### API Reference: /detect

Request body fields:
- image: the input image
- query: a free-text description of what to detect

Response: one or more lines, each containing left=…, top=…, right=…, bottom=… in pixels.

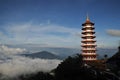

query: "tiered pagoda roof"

left=81, top=15, right=97, bottom=62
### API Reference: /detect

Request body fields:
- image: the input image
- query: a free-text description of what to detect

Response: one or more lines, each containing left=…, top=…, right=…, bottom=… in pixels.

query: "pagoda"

left=81, top=15, right=97, bottom=62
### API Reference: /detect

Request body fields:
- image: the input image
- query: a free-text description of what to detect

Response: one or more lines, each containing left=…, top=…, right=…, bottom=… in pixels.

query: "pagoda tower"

left=81, top=16, right=97, bottom=62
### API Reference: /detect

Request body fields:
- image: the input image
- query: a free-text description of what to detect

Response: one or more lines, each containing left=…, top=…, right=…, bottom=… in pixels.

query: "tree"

left=54, top=54, right=83, bottom=80
left=19, top=72, right=54, bottom=80
left=54, top=54, right=109, bottom=80
left=104, top=54, right=108, bottom=60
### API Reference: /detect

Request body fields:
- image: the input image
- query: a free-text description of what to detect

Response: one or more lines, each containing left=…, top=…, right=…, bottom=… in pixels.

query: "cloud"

left=7, top=23, right=78, bottom=36
left=106, top=29, right=120, bottom=37
left=74, top=32, right=81, bottom=37
left=0, top=45, right=27, bottom=55
left=0, top=45, right=61, bottom=78
left=0, top=56, right=61, bottom=78
left=1, top=22, right=80, bottom=48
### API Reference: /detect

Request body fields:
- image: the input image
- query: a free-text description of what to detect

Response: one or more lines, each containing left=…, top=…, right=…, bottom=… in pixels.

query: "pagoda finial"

left=86, top=13, right=90, bottom=21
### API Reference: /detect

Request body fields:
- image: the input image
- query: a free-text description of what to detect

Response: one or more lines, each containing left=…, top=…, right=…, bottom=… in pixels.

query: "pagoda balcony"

left=82, top=53, right=96, bottom=56
left=81, top=37, right=96, bottom=39
left=82, top=27, right=94, bottom=30
left=81, top=40, right=96, bottom=42
left=82, top=54, right=97, bottom=57
left=82, top=34, right=95, bottom=36
left=81, top=44, right=96, bottom=46
left=83, top=30, right=94, bottom=32
left=82, top=48, right=96, bottom=50
left=82, top=31, right=95, bottom=34
left=83, top=57, right=97, bottom=60
left=82, top=45, right=97, bottom=47
left=83, top=25, right=94, bottom=28
left=84, top=39, right=95, bottom=41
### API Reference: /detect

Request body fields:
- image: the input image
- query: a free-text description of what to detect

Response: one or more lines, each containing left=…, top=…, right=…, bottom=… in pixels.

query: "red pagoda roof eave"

left=82, top=55, right=97, bottom=57
left=81, top=41, right=96, bottom=42
left=81, top=45, right=97, bottom=47
left=82, top=54, right=97, bottom=55
left=82, top=27, right=95, bottom=30
left=81, top=50, right=97, bottom=51
left=82, top=32, right=95, bottom=34
left=81, top=36, right=96, bottom=38
left=82, top=22, right=94, bottom=26
left=82, top=50, right=97, bottom=52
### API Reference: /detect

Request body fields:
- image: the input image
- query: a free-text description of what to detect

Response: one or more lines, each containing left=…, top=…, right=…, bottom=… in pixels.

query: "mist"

left=0, top=45, right=61, bottom=78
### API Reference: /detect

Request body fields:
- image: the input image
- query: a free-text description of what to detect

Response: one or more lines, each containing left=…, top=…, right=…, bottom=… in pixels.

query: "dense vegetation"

left=54, top=54, right=108, bottom=80
left=19, top=72, right=54, bottom=80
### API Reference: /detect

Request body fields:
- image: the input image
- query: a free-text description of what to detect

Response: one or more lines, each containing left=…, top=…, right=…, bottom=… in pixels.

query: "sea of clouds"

left=0, top=45, right=61, bottom=78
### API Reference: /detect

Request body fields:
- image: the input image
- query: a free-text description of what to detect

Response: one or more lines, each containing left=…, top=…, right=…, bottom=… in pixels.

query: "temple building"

left=81, top=16, right=97, bottom=62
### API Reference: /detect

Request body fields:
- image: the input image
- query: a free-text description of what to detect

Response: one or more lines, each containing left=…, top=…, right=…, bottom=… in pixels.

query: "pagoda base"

left=83, top=60, right=107, bottom=70
left=83, top=60, right=97, bottom=65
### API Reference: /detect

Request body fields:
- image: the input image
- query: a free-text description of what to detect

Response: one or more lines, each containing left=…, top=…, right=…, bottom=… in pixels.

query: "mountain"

left=108, top=46, right=120, bottom=61
left=21, top=51, right=62, bottom=60
left=107, top=46, right=120, bottom=67
left=3, top=44, right=117, bottom=58
left=106, top=46, right=120, bottom=76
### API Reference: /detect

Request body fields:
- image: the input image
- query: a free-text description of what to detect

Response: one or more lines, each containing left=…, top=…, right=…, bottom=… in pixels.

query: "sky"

left=0, top=0, right=120, bottom=49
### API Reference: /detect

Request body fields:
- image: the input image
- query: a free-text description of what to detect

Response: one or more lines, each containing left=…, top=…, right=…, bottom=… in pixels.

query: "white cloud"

left=0, top=45, right=27, bottom=55
left=0, top=45, right=61, bottom=77
left=7, top=23, right=78, bottom=36
left=1, top=22, right=80, bottom=48
left=106, top=29, right=120, bottom=37
left=0, top=56, right=61, bottom=77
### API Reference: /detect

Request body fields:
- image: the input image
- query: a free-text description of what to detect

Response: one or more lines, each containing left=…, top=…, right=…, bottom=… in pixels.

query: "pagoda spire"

left=86, top=14, right=90, bottom=21
left=82, top=15, right=94, bottom=26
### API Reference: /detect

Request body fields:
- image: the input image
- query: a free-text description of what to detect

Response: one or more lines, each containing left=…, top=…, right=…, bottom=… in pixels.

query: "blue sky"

left=0, top=0, right=120, bottom=48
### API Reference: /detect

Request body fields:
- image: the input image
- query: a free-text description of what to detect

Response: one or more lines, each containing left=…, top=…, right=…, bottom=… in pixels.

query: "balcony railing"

left=85, top=39, right=94, bottom=41
left=82, top=39, right=96, bottom=42
left=82, top=27, right=95, bottom=30
left=83, top=57, right=97, bottom=60
left=82, top=53, right=96, bottom=55
left=82, top=30, right=94, bottom=32
left=82, top=44, right=96, bottom=46
left=82, top=48, right=96, bottom=50
left=82, top=34, right=95, bottom=36
left=83, top=25, right=94, bottom=28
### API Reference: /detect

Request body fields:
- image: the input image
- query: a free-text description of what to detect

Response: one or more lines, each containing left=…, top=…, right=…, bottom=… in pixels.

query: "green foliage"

left=54, top=54, right=84, bottom=80
left=54, top=54, right=111, bottom=80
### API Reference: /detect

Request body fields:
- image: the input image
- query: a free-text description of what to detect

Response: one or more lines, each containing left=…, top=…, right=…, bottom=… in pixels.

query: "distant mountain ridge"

left=107, top=46, right=120, bottom=66
left=2, top=44, right=117, bottom=59
left=21, top=51, right=62, bottom=60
